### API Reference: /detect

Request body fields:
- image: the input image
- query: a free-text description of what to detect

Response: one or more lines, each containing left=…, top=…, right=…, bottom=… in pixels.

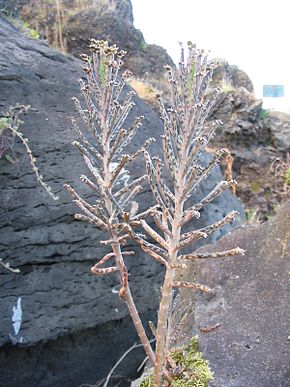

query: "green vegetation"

left=284, top=167, right=290, bottom=186
left=140, top=41, right=148, bottom=51
left=250, top=180, right=261, bottom=193
left=6, top=15, right=40, bottom=39
left=0, top=117, right=11, bottom=134
left=98, top=57, right=107, bottom=85
left=259, top=108, right=269, bottom=119
left=221, top=82, right=235, bottom=93
left=245, top=208, right=260, bottom=224
left=140, top=337, right=214, bottom=387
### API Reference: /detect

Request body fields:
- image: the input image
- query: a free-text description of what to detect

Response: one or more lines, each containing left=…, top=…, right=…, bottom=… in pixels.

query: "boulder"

left=207, top=86, right=290, bottom=219
left=62, top=8, right=174, bottom=79
left=212, top=59, right=254, bottom=93
left=192, top=200, right=290, bottom=386
left=265, top=110, right=290, bottom=152
left=0, top=16, right=244, bottom=386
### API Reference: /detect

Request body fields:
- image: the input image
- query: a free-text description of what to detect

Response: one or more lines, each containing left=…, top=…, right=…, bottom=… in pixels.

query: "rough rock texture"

left=212, top=59, right=254, bottom=93
left=207, top=87, right=290, bottom=218
left=0, top=17, right=244, bottom=386
left=62, top=8, right=174, bottom=79
left=0, top=0, right=133, bottom=24
left=0, top=0, right=174, bottom=80
left=209, top=87, right=290, bottom=151
left=0, top=312, right=155, bottom=387
left=192, top=200, right=290, bottom=387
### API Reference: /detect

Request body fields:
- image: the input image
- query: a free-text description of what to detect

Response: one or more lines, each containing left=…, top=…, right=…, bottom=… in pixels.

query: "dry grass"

left=129, top=78, right=158, bottom=105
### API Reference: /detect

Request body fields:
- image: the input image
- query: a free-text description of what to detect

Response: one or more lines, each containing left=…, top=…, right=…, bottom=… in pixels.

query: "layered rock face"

left=207, top=87, right=290, bottom=218
left=0, top=16, right=244, bottom=387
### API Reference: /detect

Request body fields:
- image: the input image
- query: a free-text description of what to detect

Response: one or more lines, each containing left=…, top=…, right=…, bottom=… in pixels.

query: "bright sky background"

left=131, top=0, right=290, bottom=98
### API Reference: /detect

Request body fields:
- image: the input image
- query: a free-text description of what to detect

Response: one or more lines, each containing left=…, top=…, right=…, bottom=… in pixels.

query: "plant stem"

left=55, top=0, right=64, bottom=51
left=154, top=166, right=186, bottom=386
left=154, top=203, right=183, bottom=386
left=111, top=241, right=156, bottom=365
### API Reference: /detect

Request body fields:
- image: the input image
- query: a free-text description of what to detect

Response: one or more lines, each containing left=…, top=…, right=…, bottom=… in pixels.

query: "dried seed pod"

left=180, top=247, right=245, bottom=261
left=171, top=281, right=214, bottom=293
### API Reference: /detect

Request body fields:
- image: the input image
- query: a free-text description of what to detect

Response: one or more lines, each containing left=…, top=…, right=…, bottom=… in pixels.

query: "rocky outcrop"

left=212, top=59, right=254, bottom=93
left=0, top=0, right=133, bottom=23
left=207, top=87, right=290, bottom=218
left=0, top=16, right=244, bottom=386
left=62, top=4, right=174, bottom=79
left=0, top=0, right=174, bottom=80
left=209, top=87, right=290, bottom=151
left=192, top=199, right=290, bottom=387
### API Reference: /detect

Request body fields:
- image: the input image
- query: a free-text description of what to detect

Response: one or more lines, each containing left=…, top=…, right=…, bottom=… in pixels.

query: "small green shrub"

left=245, top=208, right=261, bottom=224
left=250, top=180, right=261, bottom=194
left=140, top=337, right=213, bottom=387
left=5, top=15, right=40, bottom=39
left=221, top=83, right=235, bottom=93
left=259, top=109, right=269, bottom=119
left=140, top=41, right=148, bottom=51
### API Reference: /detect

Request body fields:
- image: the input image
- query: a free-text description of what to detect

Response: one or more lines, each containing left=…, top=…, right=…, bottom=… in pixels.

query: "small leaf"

left=5, top=154, right=16, bottom=163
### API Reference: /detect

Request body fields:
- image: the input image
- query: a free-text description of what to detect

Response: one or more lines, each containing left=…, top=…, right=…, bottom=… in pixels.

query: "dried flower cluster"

left=66, top=40, right=244, bottom=386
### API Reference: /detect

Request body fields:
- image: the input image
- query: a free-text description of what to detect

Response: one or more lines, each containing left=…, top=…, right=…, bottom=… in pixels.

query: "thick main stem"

left=111, top=241, right=156, bottom=364
left=154, top=150, right=187, bottom=386
left=154, top=201, right=183, bottom=386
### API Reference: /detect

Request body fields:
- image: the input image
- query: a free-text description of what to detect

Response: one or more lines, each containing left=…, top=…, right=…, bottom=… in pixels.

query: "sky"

left=131, top=0, right=290, bottom=98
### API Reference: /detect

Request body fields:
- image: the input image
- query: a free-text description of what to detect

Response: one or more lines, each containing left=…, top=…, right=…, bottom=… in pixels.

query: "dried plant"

left=65, top=39, right=156, bottom=363
left=269, top=153, right=290, bottom=203
left=0, top=104, right=59, bottom=273
left=0, top=104, right=59, bottom=201
left=128, top=43, right=245, bottom=386
left=66, top=40, right=244, bottom=386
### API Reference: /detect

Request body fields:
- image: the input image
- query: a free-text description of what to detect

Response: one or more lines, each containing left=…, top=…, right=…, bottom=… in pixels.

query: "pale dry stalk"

left=65, top=40, right=156, bottom=364
left=55, top=0, right=65, bottom=51
left=65, top=39, right=244, bottom=387
left=131, top=43, right=245, bottom=386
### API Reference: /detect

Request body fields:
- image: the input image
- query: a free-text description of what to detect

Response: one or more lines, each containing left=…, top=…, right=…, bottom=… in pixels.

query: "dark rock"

left=207, top=86, right=290, bottom=219
left=0, top=312, right=154, bottom=387
left=0, top=0, right=174, bottom=80
left=212, top=59, right=254, bottom=93
left=209, top=87, right=290, bottom=152
left=208, top=87, right=267, bottom=147
left=63, top=11, right=144, bottom=59
left=63, top=9, right=174, bottom=79
left=192, top=200, right=290, bottom=387
left=265, top=110, right=290, bottom=152
left=0, top=15, right=244, bottom=386
left=0, top=0, right=134, bottom=24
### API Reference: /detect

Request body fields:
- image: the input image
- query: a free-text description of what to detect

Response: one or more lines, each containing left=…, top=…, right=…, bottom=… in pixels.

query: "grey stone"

left=266, top=110, right=290, bottom=152
left=192, top=200, right=290, bottom=387
left=212, top=59, right=254, bottom=93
